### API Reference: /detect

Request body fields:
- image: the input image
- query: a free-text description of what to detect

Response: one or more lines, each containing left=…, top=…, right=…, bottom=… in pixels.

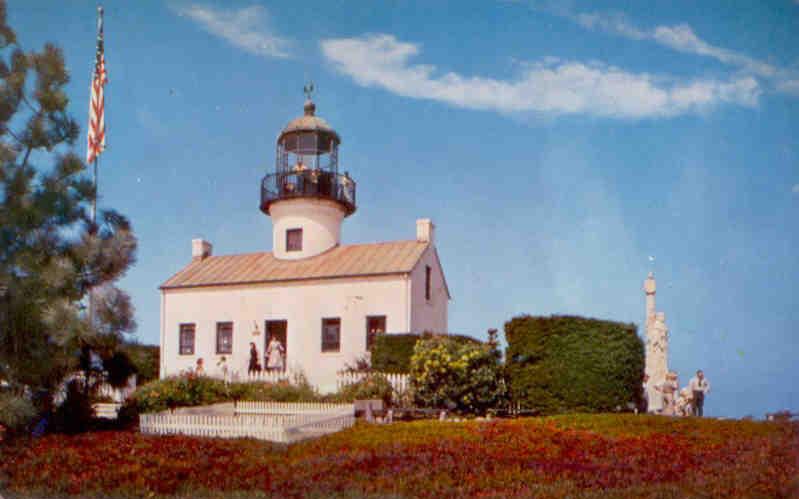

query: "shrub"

left=505, top=315, right=645, bottom=416
left=128, top=373, right=323, bottom=415
left=120, top=342, right=159, bottom=384
left=51, top=380, right=94, bottom=434
left=410, top=336, right=506, bottom=414
left=129, top=375, right=228, bottom=414
left=336, top=373, right=394, bottom=407
left=103, top=351, right=137, bottom=388
left=0, top=392, right=37, bottom=434
left=372, top=332, right=481, bottom=374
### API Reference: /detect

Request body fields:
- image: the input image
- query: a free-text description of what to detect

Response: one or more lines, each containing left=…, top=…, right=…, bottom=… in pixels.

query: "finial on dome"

left=303, top=81, right=315, bottom=116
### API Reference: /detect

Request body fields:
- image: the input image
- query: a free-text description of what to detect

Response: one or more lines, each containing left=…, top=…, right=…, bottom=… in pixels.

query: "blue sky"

left=9, top=1, right=799, bottom=418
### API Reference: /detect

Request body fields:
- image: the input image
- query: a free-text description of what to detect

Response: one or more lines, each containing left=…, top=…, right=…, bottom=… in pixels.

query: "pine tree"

left=0, top=1, right=137, bottom=407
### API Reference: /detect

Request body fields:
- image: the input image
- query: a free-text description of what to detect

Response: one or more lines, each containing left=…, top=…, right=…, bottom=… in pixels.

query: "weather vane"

left=303, top=81, right=315, bottom=101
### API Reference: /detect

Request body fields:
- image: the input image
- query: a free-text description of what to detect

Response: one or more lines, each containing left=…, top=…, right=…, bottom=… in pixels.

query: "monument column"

left=644, top=272, right=668, bottom=413
left=644, top=272, right=656, bottom=325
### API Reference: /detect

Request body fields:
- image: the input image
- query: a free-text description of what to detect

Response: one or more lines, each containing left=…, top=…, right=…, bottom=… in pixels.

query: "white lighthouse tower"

left=260, top=87, right=356, bottom=259
left=644, top=272, right=669, bottom=412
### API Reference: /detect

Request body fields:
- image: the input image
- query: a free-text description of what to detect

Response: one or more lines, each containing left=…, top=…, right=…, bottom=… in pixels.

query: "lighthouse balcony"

left=260, top=171, right=356, bottom=215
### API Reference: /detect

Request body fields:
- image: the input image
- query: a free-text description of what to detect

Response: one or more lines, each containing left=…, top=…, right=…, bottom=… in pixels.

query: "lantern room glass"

left=277, top=131, right=339, bottom=175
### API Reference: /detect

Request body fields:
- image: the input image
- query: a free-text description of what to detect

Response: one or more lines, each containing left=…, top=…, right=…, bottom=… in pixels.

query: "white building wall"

left=161, top=275, right=409, bottom=392
left=409, top=246, right=449, bottom=334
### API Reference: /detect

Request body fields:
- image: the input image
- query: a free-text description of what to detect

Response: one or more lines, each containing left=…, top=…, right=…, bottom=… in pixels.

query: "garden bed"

left=0, top=414, right=797, bottom=498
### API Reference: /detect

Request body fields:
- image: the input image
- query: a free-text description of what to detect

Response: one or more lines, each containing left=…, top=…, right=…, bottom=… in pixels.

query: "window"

left=216, top=322, right=233, bottom=354
left=321, top=318, right=341, bottom=353
left=366, top=316, right=386, bottom=350
left=286, top=228, right=303, bottom=252
left=425, top=265, right=432, bottom=301
left=179, top=324, right=195, bottom=355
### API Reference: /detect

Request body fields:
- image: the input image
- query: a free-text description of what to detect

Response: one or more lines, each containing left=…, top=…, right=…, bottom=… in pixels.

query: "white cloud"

left=557, top=8, right=799, bottom=93
left=792, top=184, right=799, bottom=194
left=777, top=79, right=799, bottom=96
left=321, top=34, right=760, bottom=119
left=171, top=4, right=291, bottom=59
left=567, top=10, right=776, bottom=77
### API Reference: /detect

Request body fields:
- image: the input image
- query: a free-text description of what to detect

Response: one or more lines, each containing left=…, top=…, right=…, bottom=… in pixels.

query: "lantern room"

left=260, top=93, right=356, bottom=217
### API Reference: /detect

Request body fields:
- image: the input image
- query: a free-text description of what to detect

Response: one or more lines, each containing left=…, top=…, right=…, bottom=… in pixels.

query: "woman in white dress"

left=658, top=372, right=679, bottom=416
left=266, top=336, right=285, bottom=371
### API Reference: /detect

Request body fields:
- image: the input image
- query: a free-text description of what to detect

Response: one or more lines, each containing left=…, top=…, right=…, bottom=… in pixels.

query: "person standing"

left=248, top=342, right=261, bottom=376
left=689, top=370, right=710, bottom=417
left=217, top=356, right=229, bottom=383
left=266, top=336, right=285, bottom=371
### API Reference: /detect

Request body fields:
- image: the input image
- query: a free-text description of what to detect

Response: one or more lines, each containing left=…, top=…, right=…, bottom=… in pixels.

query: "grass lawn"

left=0, top=414, right=797, bottom=498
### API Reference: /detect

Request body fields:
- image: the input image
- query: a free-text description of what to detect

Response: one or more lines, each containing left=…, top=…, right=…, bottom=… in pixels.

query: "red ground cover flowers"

left=0, top=415, right=797, bottom=498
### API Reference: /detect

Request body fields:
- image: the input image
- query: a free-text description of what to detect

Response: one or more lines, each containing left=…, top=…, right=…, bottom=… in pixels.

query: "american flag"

left=86, top=6, right=107, bottom=164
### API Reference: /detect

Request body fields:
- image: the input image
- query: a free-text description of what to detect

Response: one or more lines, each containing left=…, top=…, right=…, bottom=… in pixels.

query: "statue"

left=644, top=273, right=669, bottom=413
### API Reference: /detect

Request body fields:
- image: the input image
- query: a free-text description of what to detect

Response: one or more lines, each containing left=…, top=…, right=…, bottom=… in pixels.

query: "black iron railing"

left=260, top=170, right=356, bottom=215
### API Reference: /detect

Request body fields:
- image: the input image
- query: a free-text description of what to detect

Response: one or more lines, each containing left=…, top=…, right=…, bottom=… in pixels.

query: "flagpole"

left=88, top=5, right=103, bottom=330
left=92, top=157, right=98, bottom=226
left=89, top=156, right=97, bottom=329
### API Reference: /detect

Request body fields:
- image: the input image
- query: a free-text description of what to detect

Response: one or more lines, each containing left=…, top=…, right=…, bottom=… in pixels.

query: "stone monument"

left=644, top=272, right=669, bottom=413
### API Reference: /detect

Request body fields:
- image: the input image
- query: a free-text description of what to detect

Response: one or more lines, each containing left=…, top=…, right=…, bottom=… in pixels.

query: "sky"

left=9, top=0, right=799, bottom=418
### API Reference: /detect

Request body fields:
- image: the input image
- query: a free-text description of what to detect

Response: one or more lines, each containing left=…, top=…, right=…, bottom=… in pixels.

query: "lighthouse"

left=159, top=89, right=449, bottom=392
left=260, top=86, right=356, bottom=260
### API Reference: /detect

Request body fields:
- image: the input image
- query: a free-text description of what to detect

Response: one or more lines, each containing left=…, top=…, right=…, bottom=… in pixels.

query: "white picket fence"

left=235, top=401, right=354, bottom=415
left=240, top=369, right=295, bottom=384
left=139, top=402, right=355, bottom=443
left=285, top=412, right=356, bottom=440
left=336, top=372, right=410, bottom=395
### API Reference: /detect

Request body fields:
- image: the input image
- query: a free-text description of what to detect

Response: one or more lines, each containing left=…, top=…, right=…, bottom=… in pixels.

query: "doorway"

left=265, top=320, right=287, bottom=371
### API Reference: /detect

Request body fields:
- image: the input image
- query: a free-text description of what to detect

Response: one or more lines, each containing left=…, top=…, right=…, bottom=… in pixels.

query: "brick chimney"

left=416, top=218, right=434, bottom=244
left=192, top=238, right=212, bottom=261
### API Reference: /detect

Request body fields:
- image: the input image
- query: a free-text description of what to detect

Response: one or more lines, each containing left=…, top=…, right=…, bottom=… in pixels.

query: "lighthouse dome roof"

left=279, top=99, right=340, bottom=142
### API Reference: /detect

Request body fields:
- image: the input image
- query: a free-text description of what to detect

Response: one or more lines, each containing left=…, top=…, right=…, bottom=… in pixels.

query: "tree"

left=0, top=1, right=137, bottom=411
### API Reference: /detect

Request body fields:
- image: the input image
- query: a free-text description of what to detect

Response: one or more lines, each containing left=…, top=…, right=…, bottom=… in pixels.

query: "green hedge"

left=371, top=334, right=420, bottom=373
left=505, top=315, right=644, bottom=416
left=371, top=333, right=481, bottom=373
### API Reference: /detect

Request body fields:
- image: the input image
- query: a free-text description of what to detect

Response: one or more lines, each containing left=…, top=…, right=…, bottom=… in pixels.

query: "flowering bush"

left=0, top=415, right=796, bottom=498
left=410, top=335, right=506, bottom=414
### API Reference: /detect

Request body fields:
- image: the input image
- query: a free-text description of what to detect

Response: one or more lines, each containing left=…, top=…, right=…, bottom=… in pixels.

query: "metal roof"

left=160, top=240, right=430, bottom=290
left=279, top=100, right=340, bottom=141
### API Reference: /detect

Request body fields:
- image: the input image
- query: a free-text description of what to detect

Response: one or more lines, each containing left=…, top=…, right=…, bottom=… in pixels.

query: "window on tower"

left=286, top=228, right=303, bottom=252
